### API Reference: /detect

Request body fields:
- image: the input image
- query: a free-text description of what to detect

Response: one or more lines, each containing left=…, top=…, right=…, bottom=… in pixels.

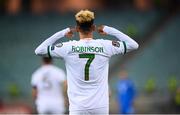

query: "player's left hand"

left=65, top=28, right=76, bottom=38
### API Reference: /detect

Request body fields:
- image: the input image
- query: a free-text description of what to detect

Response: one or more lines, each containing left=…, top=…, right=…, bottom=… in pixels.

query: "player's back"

left=31, top=65, right=65, bottom=102
left=62, top=39, right=123, bottom=110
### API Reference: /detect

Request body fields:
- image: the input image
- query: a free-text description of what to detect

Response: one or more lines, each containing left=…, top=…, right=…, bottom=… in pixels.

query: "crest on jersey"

left=55, top=43, right=63, bottom=48
left=112, top=40, right=120, bottom=47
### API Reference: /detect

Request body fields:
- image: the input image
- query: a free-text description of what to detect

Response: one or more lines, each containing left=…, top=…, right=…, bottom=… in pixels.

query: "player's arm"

left=35, top=28, right=71, bottom=56
left=32, top=86, right=37, bottom=101
left=63, top=80, right=69, bottom=108
left=98, top=25, right=139, bottom=53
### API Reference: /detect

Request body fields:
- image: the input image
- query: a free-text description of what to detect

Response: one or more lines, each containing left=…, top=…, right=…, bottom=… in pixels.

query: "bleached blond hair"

left=75, top=10, right=95, bottom=23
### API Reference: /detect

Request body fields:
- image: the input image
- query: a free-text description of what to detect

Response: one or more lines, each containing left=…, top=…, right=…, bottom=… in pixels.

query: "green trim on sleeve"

left=47, top=46, right=51, bottom=58
left=122, top=41, right=127, bottom=54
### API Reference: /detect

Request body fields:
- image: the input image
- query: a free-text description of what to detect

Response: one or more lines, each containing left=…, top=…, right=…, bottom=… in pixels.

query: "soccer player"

left=31, top=57, right=67, bottom=114
left=34, top=10, right=139, bottom=114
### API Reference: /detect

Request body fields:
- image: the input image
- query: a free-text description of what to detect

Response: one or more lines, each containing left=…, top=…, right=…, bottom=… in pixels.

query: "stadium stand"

left=124, top=13, right=180, bottom=90
left=109, top=11, right=180, bottom=113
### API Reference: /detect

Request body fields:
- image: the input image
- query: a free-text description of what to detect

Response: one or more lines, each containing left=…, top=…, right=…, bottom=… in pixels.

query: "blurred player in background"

left=116, top=70, right=136, bottom=114
left=31, top=57, right=67, bottom=114
left=34, top=10, right=139, bottom=114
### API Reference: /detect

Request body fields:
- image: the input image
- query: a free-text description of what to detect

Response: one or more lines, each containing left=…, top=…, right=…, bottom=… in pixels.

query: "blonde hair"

left=75, top=10, right=95, bottom=23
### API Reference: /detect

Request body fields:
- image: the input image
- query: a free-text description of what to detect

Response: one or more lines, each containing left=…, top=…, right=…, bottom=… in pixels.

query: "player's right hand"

left=65, top=28, right=76, bottom=38
left=97, top=25, right=107, bottom=35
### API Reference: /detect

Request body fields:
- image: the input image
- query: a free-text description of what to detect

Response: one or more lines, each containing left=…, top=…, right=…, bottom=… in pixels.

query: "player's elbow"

left=35, top=48, right=40, bottom=55
left=133, top=42, right=139, bottom=50
left=35, top=47, right=43, bottom=55
left=35, top=47, right=48, bottom=56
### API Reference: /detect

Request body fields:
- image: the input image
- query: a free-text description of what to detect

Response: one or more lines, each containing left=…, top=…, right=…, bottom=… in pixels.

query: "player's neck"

left=79, top=32, right=93, bottom=40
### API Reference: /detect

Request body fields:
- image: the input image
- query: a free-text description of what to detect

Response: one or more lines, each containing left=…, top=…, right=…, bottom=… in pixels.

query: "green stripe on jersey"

left=47, top=46, right=51, bottom=58
left=122, top=41, right=127, bottom=54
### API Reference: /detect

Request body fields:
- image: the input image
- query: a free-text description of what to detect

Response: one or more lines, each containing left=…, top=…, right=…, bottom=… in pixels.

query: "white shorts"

left=36, top=102, right=65, bottom=114
left=69, top=107, right=109, bottom=115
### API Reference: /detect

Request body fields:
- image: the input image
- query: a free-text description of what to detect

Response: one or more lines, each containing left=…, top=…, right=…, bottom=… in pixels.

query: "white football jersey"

left=31, top=65, right=66, bottom=109
left=48, top=39, right=126, bottom=111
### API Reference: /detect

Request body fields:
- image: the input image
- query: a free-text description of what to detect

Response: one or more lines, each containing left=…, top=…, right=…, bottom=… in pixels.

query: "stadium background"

left=0, top=0, right=180, bottom=113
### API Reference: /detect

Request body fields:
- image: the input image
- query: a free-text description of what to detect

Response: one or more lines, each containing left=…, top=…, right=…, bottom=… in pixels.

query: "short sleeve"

left=103, top=40, right=126, bottom=56
left=31, top=73, right=38, bottom=87
left=48, top=42, right=70, bottom=58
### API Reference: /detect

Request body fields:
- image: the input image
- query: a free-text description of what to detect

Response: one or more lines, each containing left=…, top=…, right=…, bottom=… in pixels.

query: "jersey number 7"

left=79, top=54, right=95, bottom=81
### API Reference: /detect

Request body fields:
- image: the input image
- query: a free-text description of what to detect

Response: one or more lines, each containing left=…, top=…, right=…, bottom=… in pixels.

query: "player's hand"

left=97, top=25, right=107, bottom=35
left=65, top=28, right=76, bottom=38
